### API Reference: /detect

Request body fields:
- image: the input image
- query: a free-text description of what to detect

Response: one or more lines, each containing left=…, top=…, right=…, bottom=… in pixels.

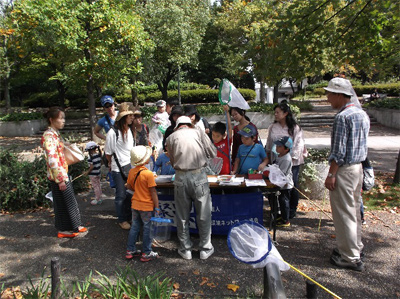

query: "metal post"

left=263, top=263, right=286, bottom=299
left=51, top=257, right=61, bottom=299
left=306, top=280, right=318, bottom=298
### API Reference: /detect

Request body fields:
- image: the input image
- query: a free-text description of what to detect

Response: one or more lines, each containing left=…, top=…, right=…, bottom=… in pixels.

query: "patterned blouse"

left=41, top=127, right=69, bottom=183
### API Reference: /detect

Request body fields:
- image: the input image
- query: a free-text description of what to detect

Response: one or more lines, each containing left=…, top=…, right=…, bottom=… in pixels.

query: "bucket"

left=151, top=216, right=173, bottom=242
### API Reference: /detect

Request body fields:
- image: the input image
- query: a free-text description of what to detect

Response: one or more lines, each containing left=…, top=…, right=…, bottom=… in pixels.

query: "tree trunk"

left=56, top=80, right=66, bottom=107
left=87, top=77, right=96, bottom=141
left=394, top=149, right=400, bottom=183
left=129, top=77, right=139, bottom=108
left=273, top=83, right=279, bottom=104
left=3, top=76, right=11, bottom=111
left=259, top=77, right=266, bottom=103
left=158, top=81, right=168, bottom=101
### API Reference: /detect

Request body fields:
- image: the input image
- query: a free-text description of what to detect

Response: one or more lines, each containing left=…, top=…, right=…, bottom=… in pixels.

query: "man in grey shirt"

left=166, top=116, right=217, bottom=260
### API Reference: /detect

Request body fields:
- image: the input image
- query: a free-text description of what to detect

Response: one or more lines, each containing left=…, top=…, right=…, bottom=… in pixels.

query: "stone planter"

left=366, top=107, right=400, bottom=130
left=298, top=162, right=330, bottom=200
left=0, top=119, right=46, bottom=137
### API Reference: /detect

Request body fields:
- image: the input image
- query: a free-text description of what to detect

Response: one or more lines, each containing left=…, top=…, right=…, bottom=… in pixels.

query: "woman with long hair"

left=41, top=107, right=86, bottom=238
left=230, top=107, right=259, bottom=167
left=265, top=101, right=306, bottom=219
left=105, top=102, right=135, bottom=230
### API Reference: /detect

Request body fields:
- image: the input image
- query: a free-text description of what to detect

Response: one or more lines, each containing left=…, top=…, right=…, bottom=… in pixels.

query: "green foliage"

left=23, top=91, right=60, bottom=108
left=353, top=82, right=400, bottom=97
left=0, top=112, right=42, bottom=122
left=142, top=88, right=256, bottom=105
left=300, top=148, right=330, bottom=183
left=365, top=98, right=400, bottom=110
left=18, top=266, right=173, bottom=299
left=0, top=148, right=88, bottom=212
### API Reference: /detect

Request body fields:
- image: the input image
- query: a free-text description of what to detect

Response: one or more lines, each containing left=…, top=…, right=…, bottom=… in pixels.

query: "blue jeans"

left=289, top=165, right=300, bottom=218
left=127, top=209, right=154, bottom=254
left=112, top=166, right=131, bottom=223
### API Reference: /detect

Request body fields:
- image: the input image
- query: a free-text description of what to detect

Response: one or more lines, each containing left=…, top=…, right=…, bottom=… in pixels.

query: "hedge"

left=313, top=82, right=400, bottom=97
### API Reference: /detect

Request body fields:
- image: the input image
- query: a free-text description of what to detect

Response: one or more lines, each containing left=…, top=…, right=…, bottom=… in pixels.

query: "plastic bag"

left=149, top=127, right=164, bottom=156
left=268, top=164, right=289, bottom=188
left=227, top=220, right=289, bottom=271
left=362, top=158, right=374, bottom=191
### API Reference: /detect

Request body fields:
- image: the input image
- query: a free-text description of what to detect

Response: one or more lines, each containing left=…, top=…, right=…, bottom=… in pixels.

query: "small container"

left=248, top=173, right=263, bottom=180
left=151, top=216, right=173, bottom=242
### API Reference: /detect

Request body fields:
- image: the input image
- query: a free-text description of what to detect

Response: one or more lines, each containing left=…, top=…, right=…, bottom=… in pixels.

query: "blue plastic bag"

left=106, top=171, right=116, bottom=188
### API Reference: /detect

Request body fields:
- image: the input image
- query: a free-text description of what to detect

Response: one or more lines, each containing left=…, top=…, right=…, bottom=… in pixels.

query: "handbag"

left=64, top=143, right=84, bottom=165
left=362, top=157, right=374, bottom=191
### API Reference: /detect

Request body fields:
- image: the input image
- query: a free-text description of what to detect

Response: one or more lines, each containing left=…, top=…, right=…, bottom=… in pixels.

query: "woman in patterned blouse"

left=41, top=107, right=86, bottom=238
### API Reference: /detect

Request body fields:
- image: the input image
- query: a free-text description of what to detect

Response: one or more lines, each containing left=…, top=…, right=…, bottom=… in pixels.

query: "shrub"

left=0, top=112, right=43, bottom=122
left=0, top=148, right=89, bottom=212
left=23, top=91, right=60, bottom=107
left=353, top=82, right=400, bottom=96
left=365, top=98, right=400, bottom=110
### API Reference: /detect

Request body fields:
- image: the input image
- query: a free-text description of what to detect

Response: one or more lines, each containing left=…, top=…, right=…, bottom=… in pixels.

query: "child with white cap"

left=125, top=145, right=160, bottom=262
left=84, top=141, right=104, bottom=205
left=151, top=100, right=170, bottom=130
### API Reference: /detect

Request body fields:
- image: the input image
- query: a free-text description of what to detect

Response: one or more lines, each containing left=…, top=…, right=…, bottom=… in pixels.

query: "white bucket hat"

left=174, top=116, right=193, bottom=129
left=323, top=78, right=353, bottom=96
left=130, top=146, right=152, bottom=166
left=85, top=141, right=98, bottom=151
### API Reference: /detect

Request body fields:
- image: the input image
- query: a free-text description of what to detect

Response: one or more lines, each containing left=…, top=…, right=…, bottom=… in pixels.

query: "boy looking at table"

left=232, top=124, right=268, bottom=175
left=212, top=105, right=232, bottom=175
left=272, top=136, right=294, bottom=227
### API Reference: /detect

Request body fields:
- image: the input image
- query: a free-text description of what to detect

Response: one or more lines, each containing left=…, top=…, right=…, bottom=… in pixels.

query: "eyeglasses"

left=104, top=104, right=113, bottom=109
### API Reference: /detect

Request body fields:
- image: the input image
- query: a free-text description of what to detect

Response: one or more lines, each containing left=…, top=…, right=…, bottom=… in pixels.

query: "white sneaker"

left=90, top=199, right=103, bottom=205
left=178, top=249, right=192, bottom=260
left=119, top=221, right=131, bottom=230
left=200, top=247, right=214, bottom=260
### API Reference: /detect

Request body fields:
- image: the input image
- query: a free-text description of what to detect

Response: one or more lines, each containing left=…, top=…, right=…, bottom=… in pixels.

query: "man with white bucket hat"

left=324, top=77, right=370, bottom=272
left=166, top=116, right=217, bottom=260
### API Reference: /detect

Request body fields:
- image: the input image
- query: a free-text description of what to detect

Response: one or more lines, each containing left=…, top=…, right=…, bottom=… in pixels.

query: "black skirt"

left=50, top=179, right=82, bottom=232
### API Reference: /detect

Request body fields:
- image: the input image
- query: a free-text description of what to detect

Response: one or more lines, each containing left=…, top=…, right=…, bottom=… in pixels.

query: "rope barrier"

left=281, top=259, right=342, bottom=299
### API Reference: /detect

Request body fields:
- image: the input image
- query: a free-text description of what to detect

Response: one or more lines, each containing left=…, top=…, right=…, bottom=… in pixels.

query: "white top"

left=105, top=128, right=134, bottom=172
left=265, top=123, right=306, bottom=166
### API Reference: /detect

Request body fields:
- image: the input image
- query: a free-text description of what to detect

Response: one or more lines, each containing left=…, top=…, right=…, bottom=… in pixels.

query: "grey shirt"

left=274, top=153, right=294, bottom=189
left=166, top=127, right=216, bottom=171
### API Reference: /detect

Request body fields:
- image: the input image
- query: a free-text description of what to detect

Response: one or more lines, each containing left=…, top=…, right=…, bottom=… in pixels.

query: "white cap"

left=85, top=141, right=98, bottom=151
left=323, top=78, right=353, bottom=96
left=156, top=100, right=166, bottom=107
left=174, top=116, right=193, bottom=129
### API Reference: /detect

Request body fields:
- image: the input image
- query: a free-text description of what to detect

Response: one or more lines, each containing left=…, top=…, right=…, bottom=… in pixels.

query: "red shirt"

left=214, top=137, right=232, bottom=175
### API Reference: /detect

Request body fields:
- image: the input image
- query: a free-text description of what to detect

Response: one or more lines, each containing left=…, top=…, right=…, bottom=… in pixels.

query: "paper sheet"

left=245, top=179, right=267, bottom=187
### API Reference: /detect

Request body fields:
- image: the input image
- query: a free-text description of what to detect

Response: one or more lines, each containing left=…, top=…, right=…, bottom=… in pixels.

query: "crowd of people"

left=41, top=78, right=369, bottom=271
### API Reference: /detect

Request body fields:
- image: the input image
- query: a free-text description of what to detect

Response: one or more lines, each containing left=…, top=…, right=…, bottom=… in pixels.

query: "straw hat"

left=130, top=145, right=152, bottom=166
left=116, top=102, right=134, bottom=121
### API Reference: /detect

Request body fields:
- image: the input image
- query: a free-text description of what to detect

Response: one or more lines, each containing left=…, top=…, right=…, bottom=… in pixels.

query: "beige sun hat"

left=323, top=78, right=353, bottom=96
left=116, top=102, right=134, bottom=121
left=130, top=145, right=152, bottom=166
left=174, top=116, right=193, bottom=129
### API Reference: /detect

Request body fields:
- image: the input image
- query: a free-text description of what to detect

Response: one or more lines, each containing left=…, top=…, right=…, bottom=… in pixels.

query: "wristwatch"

left=327, top=173, right=335, bottom=178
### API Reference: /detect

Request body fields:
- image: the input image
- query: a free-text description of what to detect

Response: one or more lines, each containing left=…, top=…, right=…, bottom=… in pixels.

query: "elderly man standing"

left=166, top=116, right=217, bottom=260
left=324, top=78, right=370, bottom=272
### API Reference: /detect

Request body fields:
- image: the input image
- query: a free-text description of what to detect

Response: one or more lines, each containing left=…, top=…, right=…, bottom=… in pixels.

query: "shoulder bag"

left=64, top=144, right=84, bottom=165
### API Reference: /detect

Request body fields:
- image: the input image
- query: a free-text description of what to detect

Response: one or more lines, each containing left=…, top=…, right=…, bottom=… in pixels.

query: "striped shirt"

left=88, top=153, right=102, bottom=176
left=329, top=103, right=370, bottom=166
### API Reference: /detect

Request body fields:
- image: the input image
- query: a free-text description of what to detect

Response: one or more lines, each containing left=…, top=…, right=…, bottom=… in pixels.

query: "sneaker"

left=57, top=231, right=78, bottom=238
left=276, top=220, right=290, bottom=227
left=119, top=221, right=131, bottom=230
left=140, top=251, right=159, bottom=262
left=91, top=199, right=103, bottom=205
left=362, top=219, right=367, bottom=225
left=78, top=226, right=87, bottom=233
left=200, top=247, right=214, bottom=260
left=178, top=249, right=192, bottom=260
left=126, top=250, right=141, bottom=259
left=332, top=248, right=365, bottom=262
left=330, top=254, right=364, bottom=272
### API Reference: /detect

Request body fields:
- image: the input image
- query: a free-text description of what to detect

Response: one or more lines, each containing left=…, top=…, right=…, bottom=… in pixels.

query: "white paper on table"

left=208, top=177, right=218, bottom=183
left=219, top=177, right=245, bottom=186
left=245, top=179, right=267, bottom=187
left=155, top=175, right=174, bottom=183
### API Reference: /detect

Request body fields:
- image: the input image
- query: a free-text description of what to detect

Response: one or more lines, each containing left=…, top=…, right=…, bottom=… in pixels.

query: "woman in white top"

left=265, top=101, right=306, bottom=219
left=105, top=102, right=135, bottom=230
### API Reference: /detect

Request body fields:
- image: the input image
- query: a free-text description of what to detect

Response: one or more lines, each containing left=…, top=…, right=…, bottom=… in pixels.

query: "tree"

left=139, top=0, right=210, bottom=101
left=12, top=0, right=151, bottom=138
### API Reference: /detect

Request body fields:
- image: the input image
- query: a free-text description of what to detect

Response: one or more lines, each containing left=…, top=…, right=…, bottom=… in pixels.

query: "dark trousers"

left=278, top=189, right=291, bottom=222
left=289, top=165, right=300, bottom=218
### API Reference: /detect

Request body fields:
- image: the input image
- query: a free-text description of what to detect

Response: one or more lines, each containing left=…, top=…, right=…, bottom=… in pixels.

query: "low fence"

left=366, top=108, right=400, bottom=130
left=0, top=119, right=46, bottom=137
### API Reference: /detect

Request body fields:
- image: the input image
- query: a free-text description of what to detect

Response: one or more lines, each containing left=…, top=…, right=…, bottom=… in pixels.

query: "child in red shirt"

left=211, top=105, right=232, bottom=175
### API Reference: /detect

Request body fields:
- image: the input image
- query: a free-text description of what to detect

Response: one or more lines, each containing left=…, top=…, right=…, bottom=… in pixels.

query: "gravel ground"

left=1, top=182, right=399, bottom=298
